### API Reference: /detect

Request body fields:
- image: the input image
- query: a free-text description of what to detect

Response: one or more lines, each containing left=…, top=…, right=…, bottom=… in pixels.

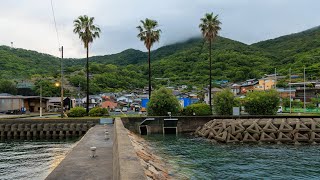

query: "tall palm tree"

left=199, top=13, right=221, bottom=112
left=137, top=18, right=161, bottom=99
left=73, top=15, right=101, bottom=114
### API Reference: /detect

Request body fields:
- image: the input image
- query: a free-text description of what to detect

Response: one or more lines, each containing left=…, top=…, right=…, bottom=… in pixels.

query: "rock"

left=145, top=169, right=153, bottom=177
left=149, top=161, right=168, bottom=174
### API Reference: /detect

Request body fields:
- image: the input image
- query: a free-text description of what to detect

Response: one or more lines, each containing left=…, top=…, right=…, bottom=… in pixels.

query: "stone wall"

left=113, top=117, right=146, bottom=180
left=127, top=131, right=169, bottom=179
left=195, top=118, right=320, bottom=144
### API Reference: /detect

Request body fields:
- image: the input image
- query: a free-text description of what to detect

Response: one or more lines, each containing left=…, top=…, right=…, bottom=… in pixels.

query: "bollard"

left=90, top=147, right=97, bottom=158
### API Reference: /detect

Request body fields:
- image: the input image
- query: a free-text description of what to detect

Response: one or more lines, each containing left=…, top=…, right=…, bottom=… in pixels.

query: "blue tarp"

left=141, top=98, right=198, bottom=108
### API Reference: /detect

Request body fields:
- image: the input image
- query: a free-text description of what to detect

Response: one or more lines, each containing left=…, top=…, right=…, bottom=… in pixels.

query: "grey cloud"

left=0, top=0, right=319, bottom=58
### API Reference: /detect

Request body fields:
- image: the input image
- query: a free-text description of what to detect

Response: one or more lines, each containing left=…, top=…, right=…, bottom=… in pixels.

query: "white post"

left=304, top=67, right=306, bottom=113
left=289, top=68, right=292, bottom=114
left=40, top=85, right=42, bottom=117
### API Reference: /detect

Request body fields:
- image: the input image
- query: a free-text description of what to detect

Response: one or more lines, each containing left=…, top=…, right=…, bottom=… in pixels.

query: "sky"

left=0, top=0, right=319, bottom=58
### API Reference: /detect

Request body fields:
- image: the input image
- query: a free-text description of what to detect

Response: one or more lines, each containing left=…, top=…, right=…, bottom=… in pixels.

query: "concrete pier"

left=46, top=125, right=113, bottom=180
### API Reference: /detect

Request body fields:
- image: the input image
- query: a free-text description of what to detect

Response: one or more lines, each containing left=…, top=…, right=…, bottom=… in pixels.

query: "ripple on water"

left=0, top=139, right=78, bottom=180
left=144, top=134, right=320, bottom=180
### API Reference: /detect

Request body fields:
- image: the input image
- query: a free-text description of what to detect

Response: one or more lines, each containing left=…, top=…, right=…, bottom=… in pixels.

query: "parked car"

left=277, top=106, right=283, bottom=113
left=114, top=108, right=121, bottom=112
left=122, top=107, right=128, bottom=112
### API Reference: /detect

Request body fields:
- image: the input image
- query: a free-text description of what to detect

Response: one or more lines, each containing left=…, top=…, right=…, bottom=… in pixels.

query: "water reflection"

left=145, top=134, right=320, bottom=179
left=0, top=138, right=78, bottom=180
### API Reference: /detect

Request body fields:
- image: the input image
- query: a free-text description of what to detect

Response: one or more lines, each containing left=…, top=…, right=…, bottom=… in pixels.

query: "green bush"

left=243, top=90, right=280, bottom=115
left=213, top=89, right=237, bottom=115
left=182, top=103, right=211, bottom=116
left=68, top=107, right=86, bottom=117
left=306, top=103, right=316, bottom=109
left=89, top=107, right=109, bottom=117
left=147, top=87, right=181, bottom=116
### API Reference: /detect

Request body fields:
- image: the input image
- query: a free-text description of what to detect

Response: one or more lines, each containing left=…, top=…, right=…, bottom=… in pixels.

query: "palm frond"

left=136, top=18, right=161, bottom=50
left=73, top=15, right=101, bottom=48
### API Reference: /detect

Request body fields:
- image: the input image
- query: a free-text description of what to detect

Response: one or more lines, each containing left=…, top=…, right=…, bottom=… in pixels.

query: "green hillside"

left=252, top=26, right=320, bottom=76
left=1, top=26, right=320, bottom=95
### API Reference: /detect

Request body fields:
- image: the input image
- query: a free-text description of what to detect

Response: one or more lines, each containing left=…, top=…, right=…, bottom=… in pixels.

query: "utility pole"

left=275, top=68, right=277, bottom=89
left=40, top=84, right=42, bottom=117
left=289, top=68, right=292, bottom=114
left=78, top=83, right=81, bottom=107
left=60, top=46, right=64, bottom=118
left=304, top=67, right=306, bottom=113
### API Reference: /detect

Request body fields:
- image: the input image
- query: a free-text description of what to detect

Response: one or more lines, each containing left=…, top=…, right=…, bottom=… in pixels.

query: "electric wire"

left=50, top=0, right=61, bottom=49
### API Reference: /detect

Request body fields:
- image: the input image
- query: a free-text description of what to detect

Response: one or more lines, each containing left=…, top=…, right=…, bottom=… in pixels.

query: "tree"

left=73, top=15, right=101, bottom=114
left=137, top=18, right=161, bottom=99
left=199, top=13, right=221, bottom=112
left=213, top=89, right=237, bottom=115
left=243, top=90, right=280, bottom=115
left=182, top=103, right=211, bottom=116
left=0, top=80, right=17, bottom=95
left=147, top=87, right=181, bottom=116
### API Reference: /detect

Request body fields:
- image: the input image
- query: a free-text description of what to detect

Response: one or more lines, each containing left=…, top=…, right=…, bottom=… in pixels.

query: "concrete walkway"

left=46, top=125, right=113, bottom=180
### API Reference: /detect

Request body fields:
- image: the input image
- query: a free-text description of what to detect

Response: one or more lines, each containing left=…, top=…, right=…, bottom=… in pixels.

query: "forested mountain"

left=0, top=25, right=320, bottom=95
left=252, top=26, right=320, bottom=76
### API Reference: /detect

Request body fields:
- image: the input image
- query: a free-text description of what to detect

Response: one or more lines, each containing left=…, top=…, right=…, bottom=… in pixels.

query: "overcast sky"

left=0, top=0, right=319, bottom=58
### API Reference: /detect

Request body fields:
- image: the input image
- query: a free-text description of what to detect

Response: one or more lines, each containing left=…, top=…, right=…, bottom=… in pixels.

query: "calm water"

left=0, top=138, right=78, bottom=180
left=145, top=135, right=320, bottom=180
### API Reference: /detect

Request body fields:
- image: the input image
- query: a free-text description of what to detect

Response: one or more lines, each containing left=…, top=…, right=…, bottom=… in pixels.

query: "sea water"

left=145, top=134, right=320, bottom=179
left=0, top=138, right=78, bottom=179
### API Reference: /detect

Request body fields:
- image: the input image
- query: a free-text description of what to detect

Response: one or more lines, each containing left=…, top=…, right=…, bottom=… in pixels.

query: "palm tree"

left=137, top=18, right=161, bottom=99
left=73, top=15, right=101, bottom=114
left=199, top=13, right=221, bottom=112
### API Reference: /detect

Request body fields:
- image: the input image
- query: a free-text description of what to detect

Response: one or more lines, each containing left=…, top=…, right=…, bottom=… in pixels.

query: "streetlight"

left=55, top=82, right=63, bottom=118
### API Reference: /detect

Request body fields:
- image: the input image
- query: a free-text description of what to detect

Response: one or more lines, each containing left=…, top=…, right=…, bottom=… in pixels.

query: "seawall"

left=113, top=117, right=146, bottom=180
left=0, top=118, right=99, bottom=139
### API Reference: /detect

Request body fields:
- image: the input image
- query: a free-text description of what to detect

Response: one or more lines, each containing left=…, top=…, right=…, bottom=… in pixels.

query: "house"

left=231, top=84, right=241, bottom=95
left=277, top=89, right=296, bottom=99
left=240, top=79, right=259, bottom=94
left=204, top=88, right=222, bottom=105
left=295, top=88, right=320, bottom=102
left=0, top=94, right=25, bottom=113
left=63, top=97, right=76, bottom=110
left=81, top=95, right=103, bottom=109
left=24, top=96, right=50, bottom=113
left=255, top=74, right=288, bottom=91
left=101, top=96, right=118, bottom=110
left=48, top=97, right=61, bottom=112
left=117, top=94, right=134, bottom=103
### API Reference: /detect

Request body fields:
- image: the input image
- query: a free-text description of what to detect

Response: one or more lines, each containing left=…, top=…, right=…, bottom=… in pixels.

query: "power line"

left=50, top=0, right=61, bottom=49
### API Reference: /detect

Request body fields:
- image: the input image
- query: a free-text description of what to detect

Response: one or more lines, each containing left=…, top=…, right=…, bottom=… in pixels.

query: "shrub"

left=147, top=87, right=181, bottom=116
left=243, top=90, right=280, bottom=115
left=68, top=107, right=86, bottom=117
left=306, top=103, right=316, bottom=109
left=89, top=107, right=109, bottom=117
left=213, top=89, right=237, bottom=115
left=182, top=103, right=211, bottom=116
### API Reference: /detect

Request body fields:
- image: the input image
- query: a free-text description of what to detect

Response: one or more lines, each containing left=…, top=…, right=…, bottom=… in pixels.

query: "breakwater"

left=0, top=119, right=98, bottom=139
left=195, top=118, right=320, bottom=144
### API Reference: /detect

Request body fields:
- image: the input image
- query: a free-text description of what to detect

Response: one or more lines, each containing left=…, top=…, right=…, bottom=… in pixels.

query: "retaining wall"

left=0, top=118, right=99, bottom=139
left=121, top=116, right=320, bottom=135
left=121, top=116, right=213, bottom=134
left=113, top=117, right=146, bottom=180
